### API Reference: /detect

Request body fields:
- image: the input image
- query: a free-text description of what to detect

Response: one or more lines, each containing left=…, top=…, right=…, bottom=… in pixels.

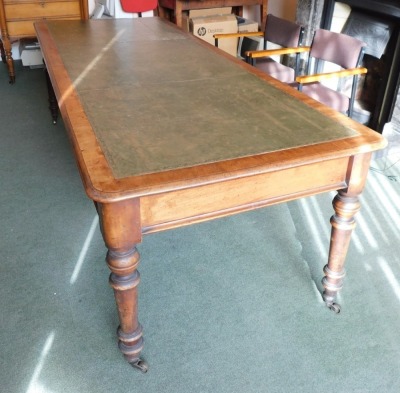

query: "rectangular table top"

left=35, top=18, right=385, bottom=200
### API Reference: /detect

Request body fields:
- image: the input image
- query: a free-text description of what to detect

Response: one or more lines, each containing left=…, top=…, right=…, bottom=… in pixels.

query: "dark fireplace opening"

left=320, top=0, right=400, bottom=133
left=357, top=54, right=384, bottom=118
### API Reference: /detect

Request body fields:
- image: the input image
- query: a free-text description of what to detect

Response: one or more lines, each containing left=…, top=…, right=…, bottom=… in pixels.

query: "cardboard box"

left=182, top=7, right=232, bottom=32
left=237, top=17, right=259, bottom=33
left=190, top=14, right=238, bottom=56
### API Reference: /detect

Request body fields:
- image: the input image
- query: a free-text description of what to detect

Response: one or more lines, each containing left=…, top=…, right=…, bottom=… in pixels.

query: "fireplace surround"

left=296, top=0, right=400, bottom=133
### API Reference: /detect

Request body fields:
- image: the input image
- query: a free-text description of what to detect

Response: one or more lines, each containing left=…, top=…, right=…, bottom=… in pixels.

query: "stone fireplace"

left=296, top=0, right=400, bottom=134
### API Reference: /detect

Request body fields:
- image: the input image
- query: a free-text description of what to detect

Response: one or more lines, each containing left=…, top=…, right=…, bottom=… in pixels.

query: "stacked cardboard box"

left=182, top=7, right=231, bottom=32
left=184, top=8, right=259, bottom=57
left=237, top=17, right=259, bottom=33
left=185, top=8, right=237, bottom=56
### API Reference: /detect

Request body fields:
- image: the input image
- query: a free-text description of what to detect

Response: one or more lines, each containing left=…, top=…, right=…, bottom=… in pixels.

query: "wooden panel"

left=5, top=2, right=80, bottom=20
left=140, top=157, right=349, bottom=232
left=7, top=16, right=78, bottom=36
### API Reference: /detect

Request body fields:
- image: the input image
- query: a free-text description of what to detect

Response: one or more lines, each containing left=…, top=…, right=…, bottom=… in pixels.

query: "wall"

left=89, top=0, right=95, bottom=14
left=244, top=0, right=297, bottom=25
left=267, top=0, right=297, bottom=20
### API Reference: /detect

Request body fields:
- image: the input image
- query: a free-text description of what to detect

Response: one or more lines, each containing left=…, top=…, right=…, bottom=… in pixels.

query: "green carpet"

left=1, top=62, right=400, bottom=393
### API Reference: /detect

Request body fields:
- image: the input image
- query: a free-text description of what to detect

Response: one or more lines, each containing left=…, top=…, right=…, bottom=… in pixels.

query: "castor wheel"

left=130, top=358, right=149, bottom=373
left=328, top=303, right=341, bottom=314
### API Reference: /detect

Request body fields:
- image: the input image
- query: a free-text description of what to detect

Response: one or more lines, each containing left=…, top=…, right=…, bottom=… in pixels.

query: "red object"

left=120, top=0, right=158, bottom=13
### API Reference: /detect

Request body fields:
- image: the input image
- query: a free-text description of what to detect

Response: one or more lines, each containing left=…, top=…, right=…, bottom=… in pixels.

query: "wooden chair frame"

left=296, top=38, right=367, bottom=118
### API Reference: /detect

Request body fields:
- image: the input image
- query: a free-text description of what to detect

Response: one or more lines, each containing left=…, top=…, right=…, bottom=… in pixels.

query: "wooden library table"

left=158, top=0, right=268, bottom=29
left=35, top=17, right=386, bottom=372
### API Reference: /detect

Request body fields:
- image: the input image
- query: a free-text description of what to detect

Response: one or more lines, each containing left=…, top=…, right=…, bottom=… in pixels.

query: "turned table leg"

left=0, top=34, right=15, bottom=83
left=322, top=191, right=360, bottom=313
left=97, top=200, right=147, bottom=372
left=0, top=39, right=5, bottom=63
left=322, top=153, right=371, bottom=313
left=45, top=68, right=59, bottom=124
left=108, top=247, right=146, bottom=371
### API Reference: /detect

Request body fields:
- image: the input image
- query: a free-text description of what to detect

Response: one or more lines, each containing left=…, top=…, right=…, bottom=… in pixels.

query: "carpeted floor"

left=1, top=62, right=400, bottom=393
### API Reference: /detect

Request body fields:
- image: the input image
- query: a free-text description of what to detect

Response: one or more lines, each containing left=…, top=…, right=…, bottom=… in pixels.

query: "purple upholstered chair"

left=295, top=29, right=367, bottom=118
left=245, top=14, right=306, bottom=83
left=214, top=14, right=306, bottom=83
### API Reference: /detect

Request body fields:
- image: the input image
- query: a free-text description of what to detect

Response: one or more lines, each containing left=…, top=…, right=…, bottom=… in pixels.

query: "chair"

left=295, top=29, right=367, bottom=118
left=213, top=16, right=263, bottom=60
left=243, top=14, right=306, bottom=83
left=91, top=0, right=158, bottom=18
left=120, top=0, right=158, bottom=16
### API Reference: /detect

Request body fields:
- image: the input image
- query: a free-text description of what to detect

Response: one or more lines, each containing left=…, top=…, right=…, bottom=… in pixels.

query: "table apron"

left=140, top=156, right=350, bottom=234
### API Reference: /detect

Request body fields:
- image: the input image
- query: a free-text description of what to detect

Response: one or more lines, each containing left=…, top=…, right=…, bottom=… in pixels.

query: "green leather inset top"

left=47, top=18, right=357, bottom=179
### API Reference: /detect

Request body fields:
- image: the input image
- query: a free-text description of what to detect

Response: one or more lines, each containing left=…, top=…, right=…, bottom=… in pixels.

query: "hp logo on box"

left=197, top=27, right=206, bottom=36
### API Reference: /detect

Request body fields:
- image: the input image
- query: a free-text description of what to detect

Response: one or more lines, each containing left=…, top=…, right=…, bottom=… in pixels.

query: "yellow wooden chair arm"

left=246, top=46, right=310, bottom=59
left=214, top=31, right=264, bottom=40
left=296, top=67, right=368, bottom=84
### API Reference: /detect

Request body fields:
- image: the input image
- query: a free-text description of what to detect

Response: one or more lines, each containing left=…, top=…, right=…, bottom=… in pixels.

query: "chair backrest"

left=120, top=0, right=158, bottom=13
left=264, top=14, right=305, bottom=49
left=309, top=29, right=366, bottom=70
left=301, top=29, right=368, bottom=118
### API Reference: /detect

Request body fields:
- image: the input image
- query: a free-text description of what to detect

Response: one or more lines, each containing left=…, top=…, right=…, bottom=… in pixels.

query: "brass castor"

left=130, top=358, right=149, bottom=373
left=328, top=303, right=341, bottom=314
